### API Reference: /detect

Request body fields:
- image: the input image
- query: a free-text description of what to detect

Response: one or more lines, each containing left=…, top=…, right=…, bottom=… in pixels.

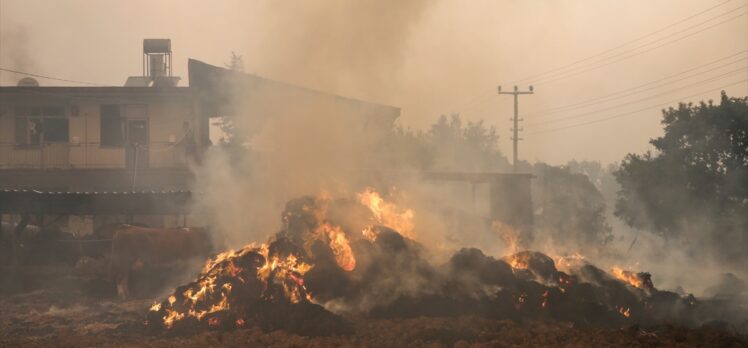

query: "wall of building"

left=0, top=93, right=200, bottom=171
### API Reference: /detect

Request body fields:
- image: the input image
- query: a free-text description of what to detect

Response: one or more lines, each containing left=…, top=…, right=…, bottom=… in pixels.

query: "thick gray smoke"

left=184, top=0, right=746, bottom=312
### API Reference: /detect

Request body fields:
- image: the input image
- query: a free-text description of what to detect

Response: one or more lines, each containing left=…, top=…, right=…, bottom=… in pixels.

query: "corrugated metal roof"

left=0, top=189, right=193, bottom=215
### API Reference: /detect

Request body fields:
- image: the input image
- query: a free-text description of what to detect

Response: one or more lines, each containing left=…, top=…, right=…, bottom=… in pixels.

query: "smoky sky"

left=1, top=0, right=746, bottom=164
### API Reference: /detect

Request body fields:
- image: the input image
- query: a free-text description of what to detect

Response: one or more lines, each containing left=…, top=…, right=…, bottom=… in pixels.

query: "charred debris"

left=145, top=192, right=747, bottom=337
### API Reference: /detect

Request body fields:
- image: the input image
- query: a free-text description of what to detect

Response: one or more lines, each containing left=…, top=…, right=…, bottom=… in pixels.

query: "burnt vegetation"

left=142, top=193, right=746, bottom=339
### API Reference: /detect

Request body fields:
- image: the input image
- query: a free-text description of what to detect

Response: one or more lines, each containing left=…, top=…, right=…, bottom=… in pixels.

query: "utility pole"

left=498, top=85, right=533, bottom=171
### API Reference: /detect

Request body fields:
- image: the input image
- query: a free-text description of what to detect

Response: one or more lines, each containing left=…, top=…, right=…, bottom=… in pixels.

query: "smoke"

left=178, top=1, right=748, bottom=320
left=561, top=161, right=748, bottom=302
left=0, top=24, right=38, bottom=85
left=247, top=0, right=430, bottom=103
left=190, top=0, right=443, bottom=250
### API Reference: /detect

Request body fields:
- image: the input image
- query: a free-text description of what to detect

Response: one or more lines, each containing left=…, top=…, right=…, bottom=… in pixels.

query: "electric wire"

left=527, top=78, right=748, bottom=134
left=0, top=67, right=109, bottom=86
left=522, top=50, right=748, bottom=118
left=511, top=0, right=742, bottom=84
left=444, top=1, right=746, bottom=116
left=524, top=66, right=747, bottom=127
left=511, top=0, right=748, bottom=84
left=531, top=9, right=748, bottom=86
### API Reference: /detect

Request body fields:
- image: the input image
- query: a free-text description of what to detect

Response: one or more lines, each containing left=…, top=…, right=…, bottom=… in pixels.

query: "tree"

left=425, top=114, right=510, bottom=171
left=380, top=114, right=511, bottom=172
left=532, top=163, right=613, bottom=250
left=225, top=51, right=244, bottom=72
left=213, top=52, right=248, bottom=152
left=614, top=92, right=748, bottom=262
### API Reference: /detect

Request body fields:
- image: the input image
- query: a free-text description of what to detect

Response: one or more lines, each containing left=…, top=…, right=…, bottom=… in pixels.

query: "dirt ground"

left=1, top=283, right=746, bottom=348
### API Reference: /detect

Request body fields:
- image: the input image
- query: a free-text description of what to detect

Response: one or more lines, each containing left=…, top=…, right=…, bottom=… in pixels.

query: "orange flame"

left=152, top=244, right=314, bottom=329
left=315, top=223, right=356, bottom=271
left=504, top=253, right=530, bottom=270
left=611, top=266, right=643, bottom=289
left=357, top=187, right=415, bottom=240
left=554, top=252, right=586, bottom=272
left=491, top=220, right=521, bottom=253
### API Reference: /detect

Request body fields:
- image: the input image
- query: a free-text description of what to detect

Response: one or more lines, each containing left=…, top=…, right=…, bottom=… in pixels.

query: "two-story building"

left=0, top=86, right=206, bottom=191
left=0, top=39, right=400, bottom=234
left=0, top=39, right=207, bottom=192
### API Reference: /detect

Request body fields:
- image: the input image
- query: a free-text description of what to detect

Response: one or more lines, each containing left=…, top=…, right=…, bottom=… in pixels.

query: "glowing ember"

left=358, top=187, right=415, bottom=240
left=150, top=302, right=161, bottom=312
left=617, top=306, right=631, bottom=318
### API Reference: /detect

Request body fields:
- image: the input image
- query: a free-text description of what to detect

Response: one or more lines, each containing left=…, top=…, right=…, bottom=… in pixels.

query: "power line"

left=510, top=0, right=738, bottom=84
left=532, top=7, right=748, bottom=86
left=527, top=78, right=748, bottom=134
left=453, top=9, right=747, bottom=120
left=0, top=67, right=108, bottom=86
left=460, top=12, right=747, bottom=119
left=467, top=50, right=748, bottom=120
left=526, top=66, right=747, bottom=127
left=523, top=50, right=748, bottom=119
left=437, top=1, right=743, bottom=117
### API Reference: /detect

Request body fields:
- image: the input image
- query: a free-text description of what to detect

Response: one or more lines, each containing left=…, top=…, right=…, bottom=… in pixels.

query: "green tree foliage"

left=532, top=163, right=613, bottom=249
left=384, top=114, right=511, bottom=171
left=614, top=92, right=748, bottom=260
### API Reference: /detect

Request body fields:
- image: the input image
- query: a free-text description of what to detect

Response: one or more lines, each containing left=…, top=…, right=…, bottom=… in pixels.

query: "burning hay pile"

left=146, top=189, right=747, bottom=336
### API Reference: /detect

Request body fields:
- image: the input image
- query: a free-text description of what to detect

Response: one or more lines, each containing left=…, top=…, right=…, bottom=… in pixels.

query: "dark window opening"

left=14, top=105, right=67, bottom=145
left=100, top=105, right=124, bottom=147
left=15, top=117, right=29, bottom=145
left=44, top=118, right=69, bottom=142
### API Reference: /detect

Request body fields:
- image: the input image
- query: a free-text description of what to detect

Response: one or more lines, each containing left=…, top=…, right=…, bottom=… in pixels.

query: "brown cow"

left=110, top=224, right=213, bottom=299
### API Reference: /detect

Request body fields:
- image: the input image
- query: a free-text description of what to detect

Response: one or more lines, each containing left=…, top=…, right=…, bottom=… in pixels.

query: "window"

left=100, top=105, right=124, bottom=146
left=44, top=118, right=69, bottom=142
left=14, top=106, right=67, bottom=145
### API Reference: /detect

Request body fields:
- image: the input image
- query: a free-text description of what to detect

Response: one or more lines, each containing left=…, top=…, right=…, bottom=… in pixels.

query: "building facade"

left=0, top=86, right=208, bottom=191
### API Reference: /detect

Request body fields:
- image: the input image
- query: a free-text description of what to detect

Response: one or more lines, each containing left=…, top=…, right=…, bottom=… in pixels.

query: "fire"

left=150, top=243, right=314, bottom=329
left=492, top=220, right=521, bottom=253
left=611, top=266, right=644, bottom=289
left=554, top=252, right=586, bottom=272
left=315, top=223, right=356, bottom=271
left=361, top=226, right=378, bottom=242
left=257, top=252, right=313, bottom=304
left=357, top=187, right=415, bottom=240
left=504, top=253, right=530, bottom=270
left=617, top=306, right=631, bottom=318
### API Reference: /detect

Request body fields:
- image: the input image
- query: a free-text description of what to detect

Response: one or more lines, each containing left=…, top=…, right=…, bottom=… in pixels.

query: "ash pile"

left=146, top=190, right=748, bottom=336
